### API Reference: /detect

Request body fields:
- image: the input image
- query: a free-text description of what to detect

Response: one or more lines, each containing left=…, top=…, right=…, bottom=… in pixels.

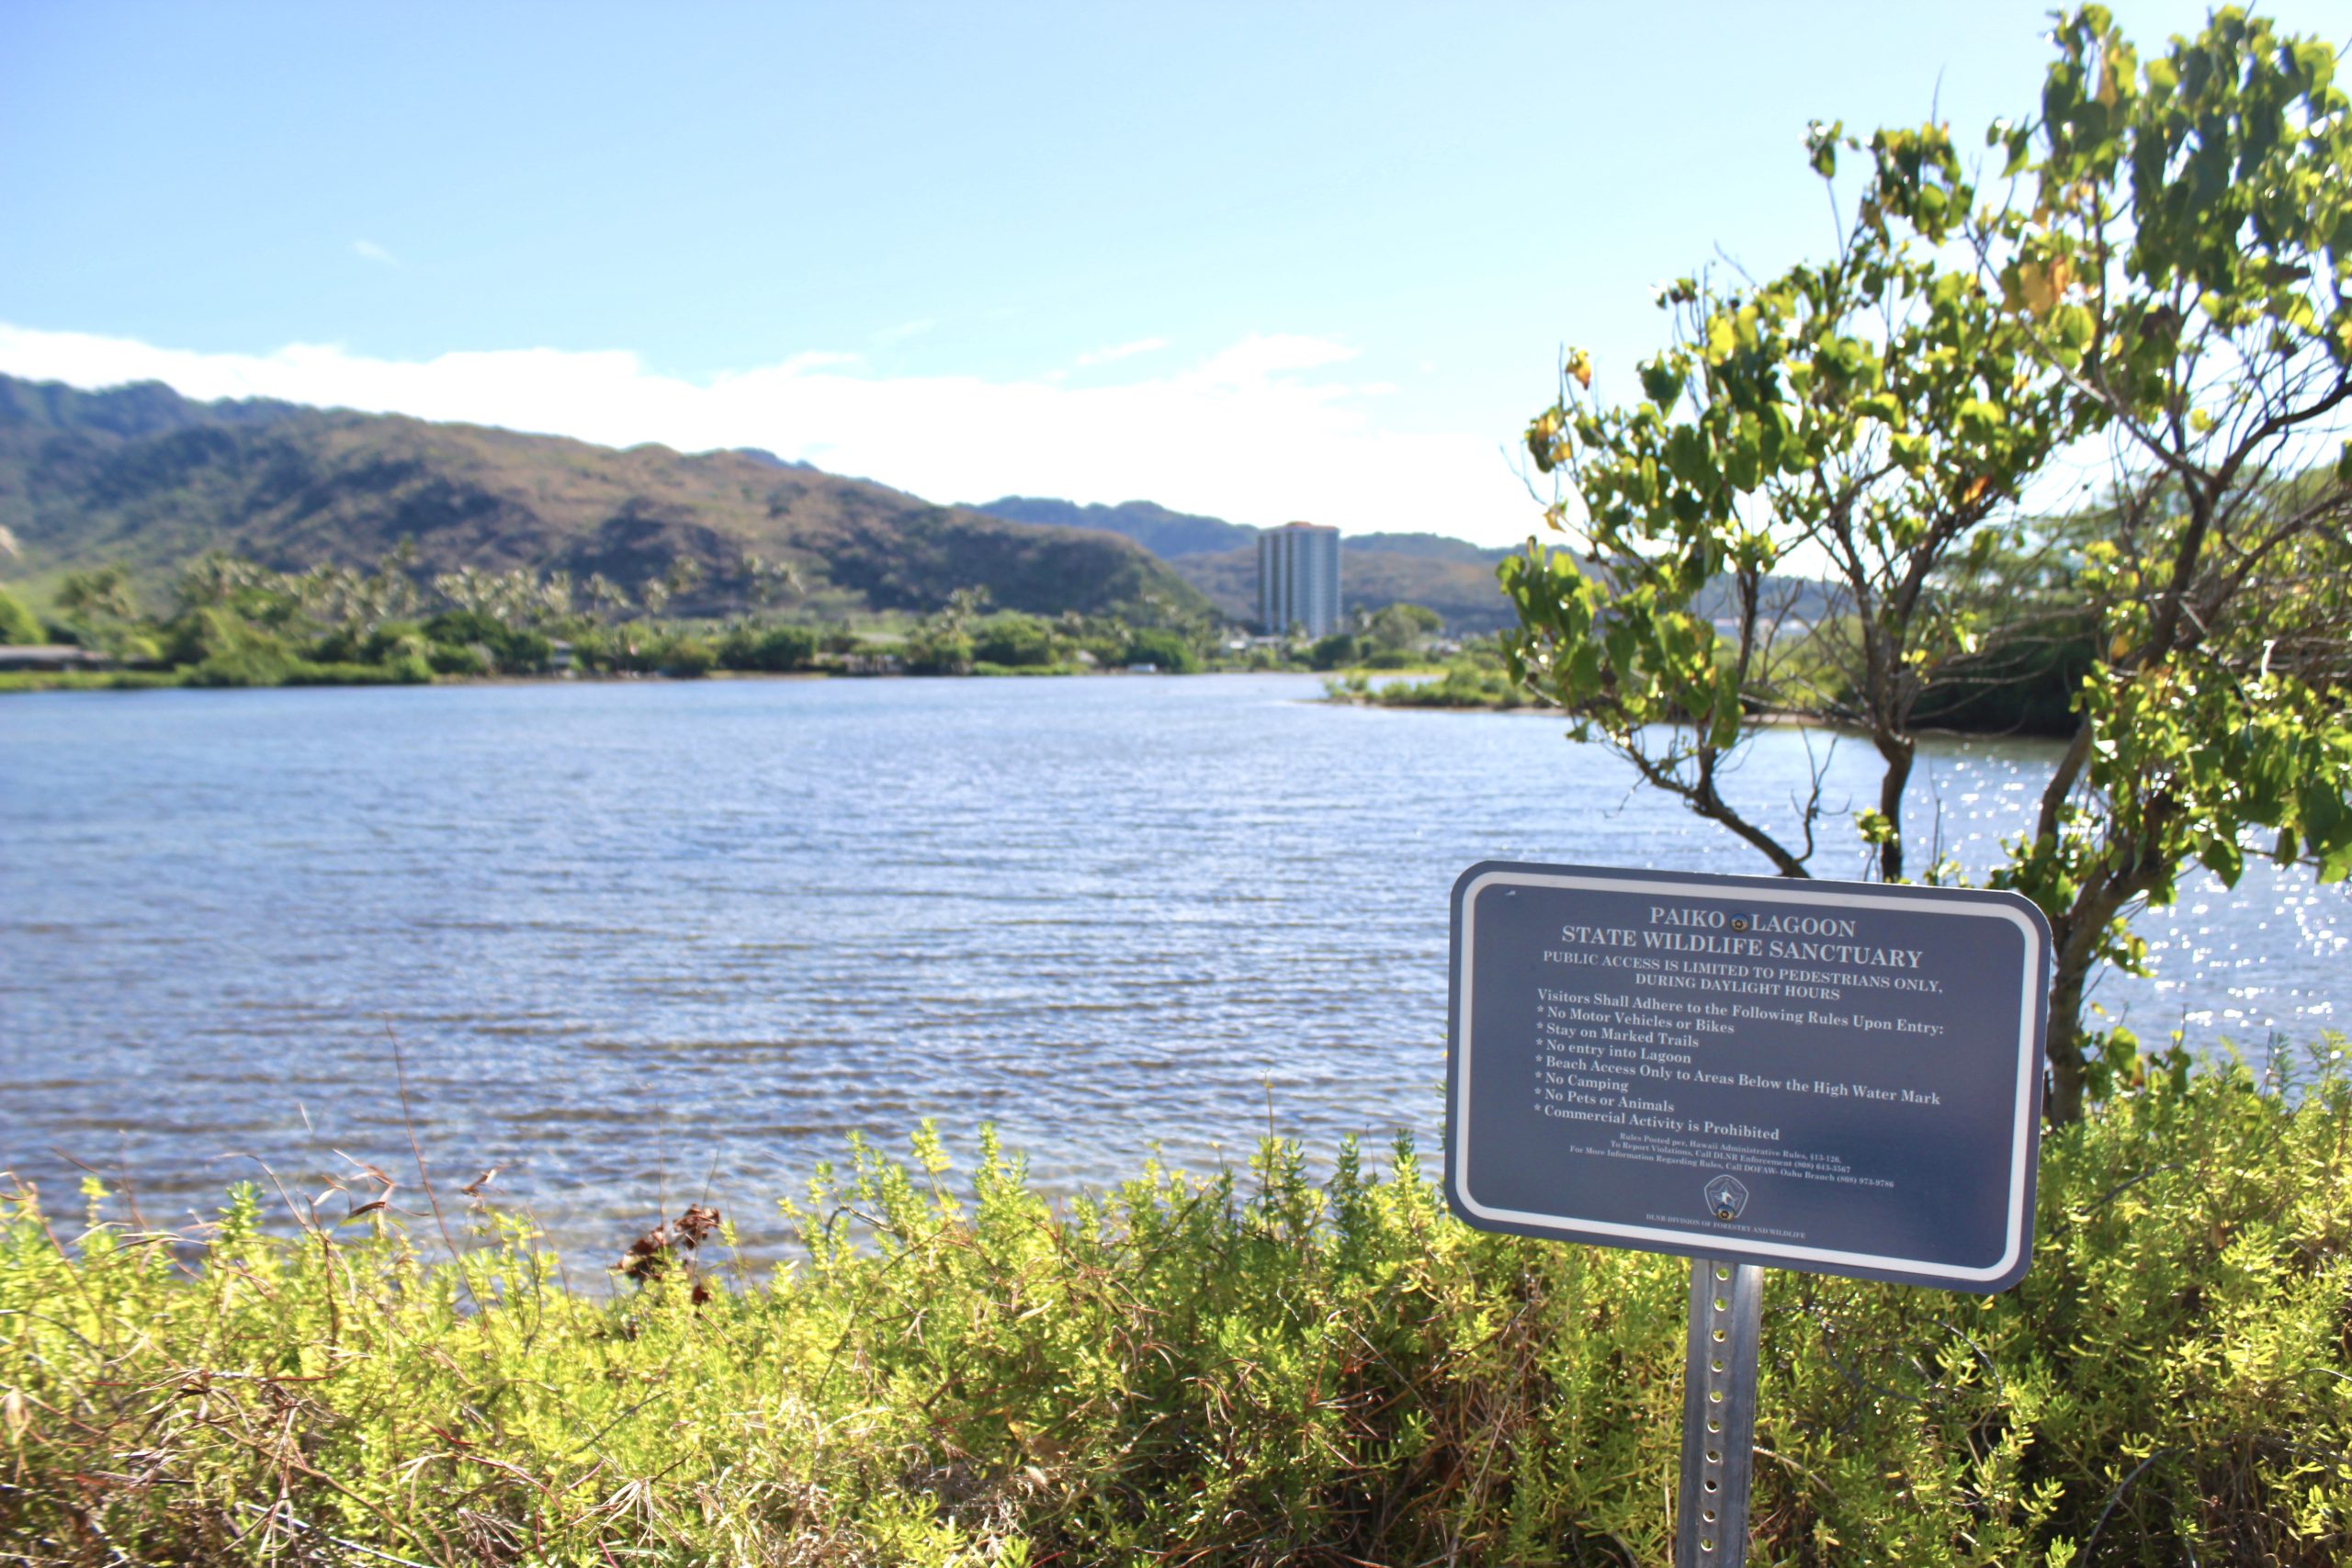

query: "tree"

left=583, top=573, right=633, bottom=619
left=174, top=552, right=270, bottom=612
left=0, top=582, right=40, bottom=645
left=904, top=586, right=992, bottom=674
left=661, top=554, right=706, bottom=608
left=1307, top=632, right=1361, bottom=671
left=1957, top=7, right=2352, bottom=1119
left=739, top=553, right=803, bottom=609
left=1123, top=626, right=1200, bottom=673
left=55, top=564, right=141, bottom=626
left=972, top=613, right=1058, bottom=668
left=1363, top=603, right=1444, bottom=652
left=1504, top=6, right=2352, bottom=1122
left=717, top=622, right=820, bottom=672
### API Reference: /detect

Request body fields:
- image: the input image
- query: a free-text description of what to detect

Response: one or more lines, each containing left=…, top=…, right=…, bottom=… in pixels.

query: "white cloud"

left=1074, top=336, right=1167, bottom=367
left=0, top=321, right=1544, bottom=543
left=351, top=239, right=400, bottom=267
left=872, top=317, right=935, bottom=345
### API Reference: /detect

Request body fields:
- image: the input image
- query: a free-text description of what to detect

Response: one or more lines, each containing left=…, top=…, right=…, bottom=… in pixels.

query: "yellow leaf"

left=1565, top=349, right=1594, bottom=390
left=2018, top=257, right=2073, bottom=317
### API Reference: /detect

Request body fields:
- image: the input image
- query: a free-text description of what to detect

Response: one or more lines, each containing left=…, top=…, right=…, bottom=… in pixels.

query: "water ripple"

left=1, top=675, right=2342, bottom=1259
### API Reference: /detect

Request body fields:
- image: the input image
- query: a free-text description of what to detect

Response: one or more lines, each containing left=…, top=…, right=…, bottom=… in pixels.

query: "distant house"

left=0, top=645, right=112, bottom=672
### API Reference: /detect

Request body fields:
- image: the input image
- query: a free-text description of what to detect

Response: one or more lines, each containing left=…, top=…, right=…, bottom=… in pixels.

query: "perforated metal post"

left=1675, top=1258, right=1764, bottom=1567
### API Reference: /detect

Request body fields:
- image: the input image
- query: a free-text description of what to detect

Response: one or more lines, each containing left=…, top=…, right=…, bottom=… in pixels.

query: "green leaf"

left=1639, top=363, right=1685, bottom=407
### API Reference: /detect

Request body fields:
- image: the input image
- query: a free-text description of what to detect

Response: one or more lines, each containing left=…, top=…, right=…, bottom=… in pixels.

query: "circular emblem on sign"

left=1729, top=916, right=1749, bottom=932
left=1704, top=1174, right=1749, bottom=1221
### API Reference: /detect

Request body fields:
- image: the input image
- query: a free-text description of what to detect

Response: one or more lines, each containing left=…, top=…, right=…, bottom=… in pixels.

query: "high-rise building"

left=1257, top=521, right=1341, bottom=637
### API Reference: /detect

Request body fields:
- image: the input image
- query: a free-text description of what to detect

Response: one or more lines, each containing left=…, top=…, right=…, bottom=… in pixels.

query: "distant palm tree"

left=740, top=553, right=803, bottom=609
left=56, top=564, right=139, bottom=623
left=584, top=573, right=632, bottom=619
left=939, top=585, right=991, bottom=636
left=539, top=570, right=576, bottom=620
left=175, top=552, right=266, bottom=610
left=665, top=556, right=705, bottom=593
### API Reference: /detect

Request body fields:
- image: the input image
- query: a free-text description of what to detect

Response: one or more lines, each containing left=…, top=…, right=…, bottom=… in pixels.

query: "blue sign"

left=1446, top=863, right=2051, bottom=1292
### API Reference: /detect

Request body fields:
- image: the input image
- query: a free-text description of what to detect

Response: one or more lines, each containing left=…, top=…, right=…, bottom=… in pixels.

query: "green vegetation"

left=1308, top=604, right=1448, bottom=671
left=3, top=1051, right=2344, bottom=1564
left=1326, top=665, right=1531, bottom=711
left=1506, top=6, right=2352, bottom=1122
left=1324, top=637, right=1541, bottom=710
left=0, top=549, right=1287, bottom=690
left=0, top=581, right=40, bottom=644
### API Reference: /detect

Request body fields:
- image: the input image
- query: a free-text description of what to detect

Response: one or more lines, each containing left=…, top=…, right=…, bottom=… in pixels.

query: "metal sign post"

left=1676, top=1258, right=1762, bottom=1567
left=1442, top=862, right=2052, bottom=1562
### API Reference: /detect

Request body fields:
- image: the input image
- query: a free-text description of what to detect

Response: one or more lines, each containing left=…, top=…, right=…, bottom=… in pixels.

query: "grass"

left=0, top=670, right=188, bottom=694
left=2, top=1047, right=2346, bottom=1565
left=0, top=660, right=432, bottom=694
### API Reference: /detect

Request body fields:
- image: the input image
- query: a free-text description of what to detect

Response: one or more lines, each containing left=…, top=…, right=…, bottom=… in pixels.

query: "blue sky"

left=4, top=2, right=2346, bottom=544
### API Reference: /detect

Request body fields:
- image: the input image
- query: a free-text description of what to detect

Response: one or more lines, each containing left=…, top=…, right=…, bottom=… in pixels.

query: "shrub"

left=421, top=607, right=504, bottom=649
left=1307, top=632, right=1361, bottom=670
left=658, top=636, right=716, bottom=677
left=1, top=1051, right=2344, bottom=1565
left=973, top=613, right=1057, bottom=668
left=499, top=628, right=553, bottom=672
left=1123, top=627, right=1200, bottom=672
left=360, top=621, right=434, bottom=666
left=1375, top=660, right=1531, bottom=709
left=0, top=582, right=41, bottom=644
left=426, top=642, right=490, bottom=677
left=718, top=622, right=820, bottom=672
left=185, top=646, right=294, bottom=687
left=904, top=626, right=975, bottom=675
left=280, top=659, right=433, bottom=687
left=162, top=604, right=270, bottom=668
left=421, top=611, right=549, bottom=673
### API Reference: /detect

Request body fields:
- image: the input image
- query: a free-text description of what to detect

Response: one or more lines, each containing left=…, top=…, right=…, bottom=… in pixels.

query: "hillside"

left=1167, top=545, right=1521, bottom=634
left=1345, top=532, right=1514, bottom=565
left=968, top=495, right=1523, bottom=633
left=971, top=496, right=1254, bottom=558
left=0, top=376, right=1211, bottom=622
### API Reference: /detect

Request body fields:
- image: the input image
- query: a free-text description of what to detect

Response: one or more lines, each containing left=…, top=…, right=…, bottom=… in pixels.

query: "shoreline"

left=0, top=663, right=1291, bottom=695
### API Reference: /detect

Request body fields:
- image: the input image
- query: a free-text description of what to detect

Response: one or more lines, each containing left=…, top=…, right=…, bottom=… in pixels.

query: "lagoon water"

left=2, top=674, right=2343, bottom=1258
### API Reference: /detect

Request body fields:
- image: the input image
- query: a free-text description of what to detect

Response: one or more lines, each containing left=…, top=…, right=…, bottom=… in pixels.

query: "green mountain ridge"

left=0, top=376, right=1211, bottom=624
left=970, top=496, right=1255, bottom=558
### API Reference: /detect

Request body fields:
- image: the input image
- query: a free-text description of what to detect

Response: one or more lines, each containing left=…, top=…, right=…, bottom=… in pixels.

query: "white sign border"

left=1451, top=865, right=2046, bottom=1286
